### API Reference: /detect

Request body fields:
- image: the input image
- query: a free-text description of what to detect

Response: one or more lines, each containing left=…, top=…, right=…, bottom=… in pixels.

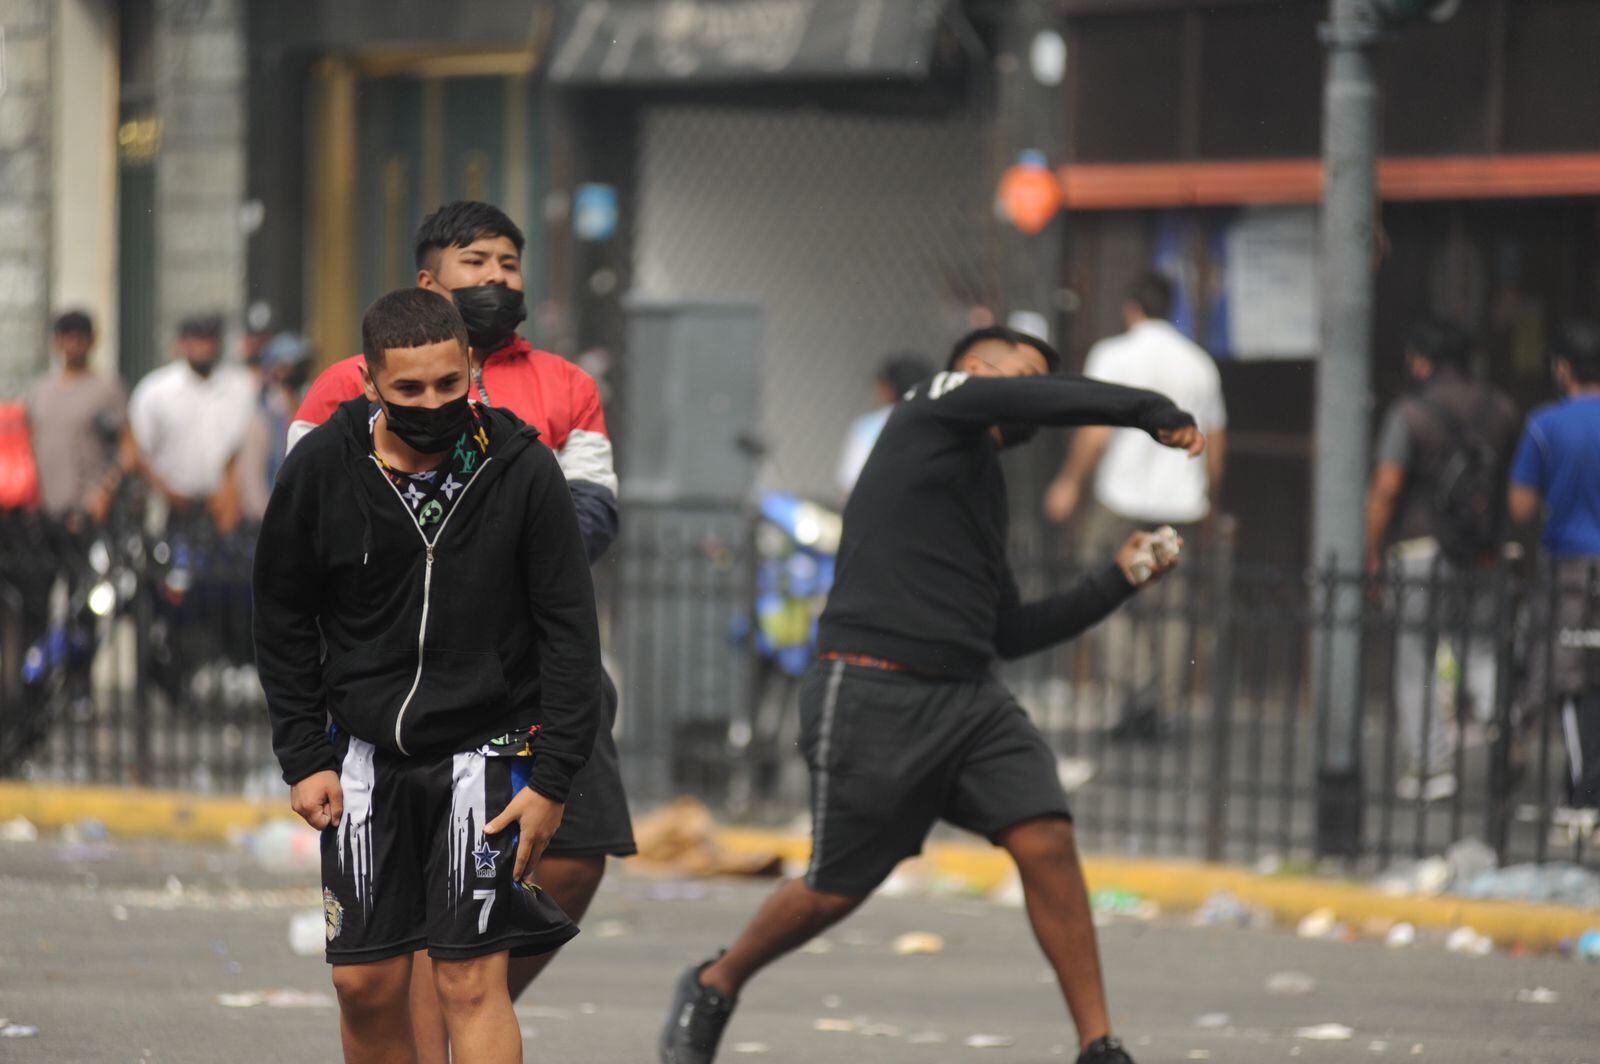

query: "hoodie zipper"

left=368, top=455, right=494, bottom=755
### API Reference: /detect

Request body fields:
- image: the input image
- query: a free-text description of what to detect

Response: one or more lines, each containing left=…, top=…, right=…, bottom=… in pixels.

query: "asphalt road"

left=1, top=836, right=1596, bottom=1063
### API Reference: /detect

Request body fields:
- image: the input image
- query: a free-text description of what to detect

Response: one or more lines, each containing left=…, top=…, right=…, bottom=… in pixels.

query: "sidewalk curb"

left=716, top=828, right=1599, bottom=952
left=5, top=784, right=1594, bottom=951
left=0, top=782, right=278, bottom=844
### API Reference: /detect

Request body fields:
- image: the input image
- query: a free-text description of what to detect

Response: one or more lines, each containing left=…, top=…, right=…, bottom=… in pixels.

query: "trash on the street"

left=964, top=1033, right=1016, bottom=1048
left=288, top=909, right=324, bottom=956
left=1456, top=862, right=1600, bottom=907
left=1369, top=1041, right=1389, bottom=1054
left=1186, top=1052, right=1212, bottom=1061
left=1193, top=1012, right=1230, bottom=1028
left=1513, top=987, right=1559, bottom=1004
left=860, top=1023, right=902, bottom=1038
left=1575, top=928, right=1600, bottom=963
left=1296, top=908, right=1339, bottom=939
left=879, top=861, right=932, bottom=899
left=0, top=817, right=39, bottom=843
left=1265, top=970, right=1317, bottom=995
left=111, top=904, right=129, bottom=922
left=1192, top=889, right=1271, bottom=929
left=813, top=1018, right=857, bottom=1033
left=732, top=1043, right=770, bottom=1054
left=1373, top=857, right=1451, bottom=898
left=821, top=994, right=843, bottom=1009
left=1444, top=926, right=1493, bottom=957
left=215, top=989, right=335, bottom=1009
left=1295, top=1023, right=1355, bottom=1041
left=1091, top=889, right=1158, bottom=921
left=588, top=920, right=627, bottom=939
left=800, top=938, right=834, bottom=955
left=632, top=798, right=783, bottom=878
left=1385, top=922, right=1416, bottom=949
left=247, top=819, right=323, bottom=875
left=892, top=931, right=945, bottom=956
left=0, top=1022, right=39, bottom=1038
left=988, top=872, right=1026, bottom=910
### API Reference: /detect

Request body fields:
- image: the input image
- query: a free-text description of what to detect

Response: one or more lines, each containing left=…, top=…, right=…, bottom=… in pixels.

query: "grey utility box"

left=620, top=299, right=762, bottom=505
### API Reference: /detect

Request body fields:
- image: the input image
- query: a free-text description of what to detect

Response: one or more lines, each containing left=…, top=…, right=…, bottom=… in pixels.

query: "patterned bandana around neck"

left=371, top=403, right=490, bottom=537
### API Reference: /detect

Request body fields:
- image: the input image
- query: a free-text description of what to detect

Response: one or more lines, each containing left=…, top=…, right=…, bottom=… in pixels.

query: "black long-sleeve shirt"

left=817, top=371, right=1196, bottom=679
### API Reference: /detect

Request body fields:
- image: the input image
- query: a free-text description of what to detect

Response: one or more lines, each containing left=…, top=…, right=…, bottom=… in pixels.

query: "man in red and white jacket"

left=287, top=201, right=628, bottom=1064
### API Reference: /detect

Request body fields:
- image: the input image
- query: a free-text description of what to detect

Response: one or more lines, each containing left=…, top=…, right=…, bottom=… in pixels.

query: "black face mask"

left=994, top=422, right=1039, bottom=449
left=375, top=386, right=474, bottom=454
left=452, top=285, right=527, bottom=352
left=187, top=358, right=217, bottom=380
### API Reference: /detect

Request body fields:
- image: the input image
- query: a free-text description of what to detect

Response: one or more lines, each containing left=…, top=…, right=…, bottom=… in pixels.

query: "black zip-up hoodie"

left=254, top=396, right=601, bottom=803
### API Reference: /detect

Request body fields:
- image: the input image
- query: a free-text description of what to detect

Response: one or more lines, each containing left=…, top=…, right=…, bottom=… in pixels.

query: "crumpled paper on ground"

left=632, top=798, right=783, bottom=878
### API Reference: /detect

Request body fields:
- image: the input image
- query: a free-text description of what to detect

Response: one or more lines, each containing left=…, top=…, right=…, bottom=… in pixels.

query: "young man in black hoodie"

left=660, top=327, right=1204, bottom=1064
left=255, top=288, right=601, bottom=1063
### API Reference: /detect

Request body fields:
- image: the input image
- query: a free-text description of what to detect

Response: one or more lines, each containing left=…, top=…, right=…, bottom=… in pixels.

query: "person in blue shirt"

left=1509, top=320, right=1600, bottom=814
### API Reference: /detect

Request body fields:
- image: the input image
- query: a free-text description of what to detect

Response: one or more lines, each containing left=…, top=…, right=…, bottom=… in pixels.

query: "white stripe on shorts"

left=338, top=738, right=376, bottom=913
left=807, top=659, right=847, bottom=883
left=449, top=750, right=489, bottom=910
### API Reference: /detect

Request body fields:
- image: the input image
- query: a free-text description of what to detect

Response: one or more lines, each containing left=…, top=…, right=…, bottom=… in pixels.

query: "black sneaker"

left=1078, top=1035, right=1135, bottom=1064
left=659, top=959, right=737, bottom=1064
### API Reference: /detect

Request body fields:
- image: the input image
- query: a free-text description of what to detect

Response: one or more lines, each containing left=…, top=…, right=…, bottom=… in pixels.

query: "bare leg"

left=434, top=952, right=520, bottom=1064
left=1000, top=815, right=1113, bottom=1052
left=409, top=855, right=609, bottom=1063
left=507, top=854, right=607, bottom=999
left=700, top=878, right=865, bottom=997
left=332, top=955, right=419, bottom=1064
left=410, top=953, right=450, bottom=1064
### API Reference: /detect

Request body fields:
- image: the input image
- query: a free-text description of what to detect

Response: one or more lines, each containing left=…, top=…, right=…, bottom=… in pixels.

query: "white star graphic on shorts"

left=440, top=474, right=462, bottom=500
left=472, top=838, right=497, bottom=877
left=403, top=482, right=427, bottom=509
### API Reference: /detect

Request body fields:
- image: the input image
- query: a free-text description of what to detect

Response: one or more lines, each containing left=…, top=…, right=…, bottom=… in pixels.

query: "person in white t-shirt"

left=1043, top=272, right=1229, bottom=740
left=126, top=314, right=259, bottom=534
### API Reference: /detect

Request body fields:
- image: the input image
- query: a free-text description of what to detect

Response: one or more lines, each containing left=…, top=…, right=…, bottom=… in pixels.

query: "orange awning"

left=1058, top=154, right=1600, bottom=210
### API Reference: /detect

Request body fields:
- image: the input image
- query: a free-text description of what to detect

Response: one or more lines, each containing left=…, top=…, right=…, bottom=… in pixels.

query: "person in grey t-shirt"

left=25, top=311, right=126, bottom=527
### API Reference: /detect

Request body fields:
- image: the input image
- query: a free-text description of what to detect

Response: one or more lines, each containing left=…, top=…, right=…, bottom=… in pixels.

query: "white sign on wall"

left=1223, top=207, right=1321, bottom=360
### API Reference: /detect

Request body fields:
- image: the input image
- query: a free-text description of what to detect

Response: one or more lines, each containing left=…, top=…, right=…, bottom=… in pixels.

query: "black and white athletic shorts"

left=797, top=659, right=1072, bottom=897
left=320, top=730, right=579, bottom=966
left=545, top=669, right=637, bottom=859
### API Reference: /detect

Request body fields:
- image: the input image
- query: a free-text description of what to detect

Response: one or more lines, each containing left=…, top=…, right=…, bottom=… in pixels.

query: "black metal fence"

left=4, top=506, right=1597, bottom=873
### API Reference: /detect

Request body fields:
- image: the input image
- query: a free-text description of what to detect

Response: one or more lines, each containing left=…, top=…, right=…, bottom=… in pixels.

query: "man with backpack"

left=1365, top=319, right=1522, bottom=801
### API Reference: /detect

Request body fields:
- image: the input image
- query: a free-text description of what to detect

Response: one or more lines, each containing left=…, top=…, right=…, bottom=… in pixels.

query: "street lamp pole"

left=1313, top=0, right=1381, bottom=858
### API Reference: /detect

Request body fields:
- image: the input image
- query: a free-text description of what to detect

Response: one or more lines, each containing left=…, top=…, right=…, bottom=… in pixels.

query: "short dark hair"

left=1127, top=271, right=1175, bottom=321
left=945, top=326, right=1062, bottom=374
left=177, top=313, right=224, bottom=340
left=414, top=201, right=526, bottom=271
left=1553, top=319, right=1600, bottom=383
left=362, top=289, right=470, bottom=370
left=877, top=352, right=934, bottom=396
left=53, top=310, right=93, bottom=336
left=1405, top=317, right=1471, bottom=371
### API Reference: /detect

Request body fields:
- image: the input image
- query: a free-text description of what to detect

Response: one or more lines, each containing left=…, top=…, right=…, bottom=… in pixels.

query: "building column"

left=154, top=0, right=247, bottom=347
left=52, top=0, right=120, bottom=374
left=0, top=0, right=55, bottom=394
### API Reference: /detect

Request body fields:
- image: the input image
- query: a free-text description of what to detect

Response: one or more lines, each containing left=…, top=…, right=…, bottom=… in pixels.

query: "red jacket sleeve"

left=287, top=356, right=367, bottom=452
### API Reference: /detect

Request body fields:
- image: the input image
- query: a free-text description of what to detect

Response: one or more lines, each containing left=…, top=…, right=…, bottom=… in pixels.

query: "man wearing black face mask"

left=255, top=288, right=602, bottom=1062
left=126, top=313, right=258, bottom=532
left=660, top=327, right=1203, bottom=1064
left=286, top=201, right=631, bottom=1063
